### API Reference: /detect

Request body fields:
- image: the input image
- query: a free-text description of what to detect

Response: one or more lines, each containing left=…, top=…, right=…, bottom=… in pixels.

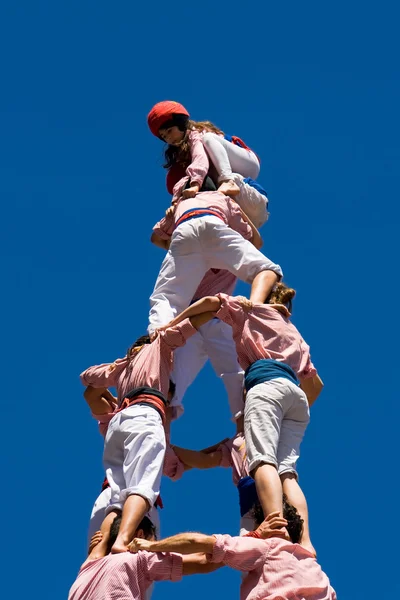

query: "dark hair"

left=106, top=515, right=157, bottom=554
left=127, top=335, right=151, bottom=358
left=162, top=118, right=224, bottom=170
left=265, top=282, right=296, bottom=313
left=251, top=494, right=304, bottom=544
left=168, top=379, right=176, bottom=399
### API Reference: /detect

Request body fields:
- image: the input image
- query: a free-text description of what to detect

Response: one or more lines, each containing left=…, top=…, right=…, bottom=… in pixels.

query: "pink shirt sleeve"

left=186, top=130, right=209, bottom=186
left=140, top=551, right=183, bottom=582
left=299, top=339, right=317, bottom=379
left=80, top=357, right=128, bottom=388
left=214, top=294, right=246, bottom=330
left=160, top=318, right=197, bottom=351
left=211, top=534, right=269, bottom=572
left=163, top=445, right=185, bottom=481
left=152, top=214, right=175, bottom=240
left=226, top=201, right=253, bottom=240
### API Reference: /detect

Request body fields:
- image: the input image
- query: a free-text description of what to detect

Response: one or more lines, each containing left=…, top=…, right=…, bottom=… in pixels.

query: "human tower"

left=68, top=101, right=337, bottom=599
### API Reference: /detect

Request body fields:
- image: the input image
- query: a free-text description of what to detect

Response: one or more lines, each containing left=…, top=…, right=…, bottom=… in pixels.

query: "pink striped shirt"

left=80, top=319, right=197, bottom=403
left=68, top=551, right=182, bottom=600
left=215, top=294, right=317, bottom=379
left=152, top=191, right=252, bottom=241
left=193, top=268, right=237, bottom=300
left=219, top=434, right=248, bottom=486
left=211, top=535, right=336, bottom=600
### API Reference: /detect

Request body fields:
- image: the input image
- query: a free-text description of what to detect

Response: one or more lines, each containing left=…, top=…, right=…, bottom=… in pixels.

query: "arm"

left=159, top=296, right=221, bottom=331
left=80, top=358, right=127, bottom=388
left=186, top=130, right=209, bottom=187
left=150, top=231, right=170, bottom=250
left=171, top=446, right=223, bottom=470
left=182, top=554, right=224, bottom=575
left=83, top=386, right=116, bottom=415
left=131, top=532, right=216, bottom=555
left=237, top=206, right=263, bottom=249
left=300, top=374, right=324, bottom=407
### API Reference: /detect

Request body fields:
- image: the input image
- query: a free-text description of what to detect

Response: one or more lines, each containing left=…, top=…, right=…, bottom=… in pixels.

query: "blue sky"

left=1, top=1, right=399, bottom=599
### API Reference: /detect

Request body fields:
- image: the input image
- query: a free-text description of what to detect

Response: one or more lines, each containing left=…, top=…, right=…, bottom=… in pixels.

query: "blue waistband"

left=243, top=177, right=268, bottom=200
left=244, top=358, right=299, bottom=392
left=237, top=476, right=259, bottom=517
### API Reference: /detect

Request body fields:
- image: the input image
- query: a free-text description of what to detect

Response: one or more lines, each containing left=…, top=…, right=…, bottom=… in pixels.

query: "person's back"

left=212, top=535, right=336, bottom=600
left=69, top=550, right=181, bottom=600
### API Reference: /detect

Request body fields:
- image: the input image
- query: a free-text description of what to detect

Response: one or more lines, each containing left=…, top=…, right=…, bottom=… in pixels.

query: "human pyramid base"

left=69, top=101, right=337, bottom=599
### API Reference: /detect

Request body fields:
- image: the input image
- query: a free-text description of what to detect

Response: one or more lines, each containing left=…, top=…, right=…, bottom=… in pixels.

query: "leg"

left=250, top=270, right=279, bottom=304
left=202, top=220, right=282, bottom=285
left=231, top=174, right=269, bottom=229
left=202, top=319, right=245, bottom=420
left=201, top=132, right=240, bottom=195
left=202, top=133, right=260, bottom=185
left=149, top=222, right=207, bottom=328
left=170, top=333, right=208, bottom=420
left=281, top=473, right=316, bottom=556
left=112, top=406, right=166, bottom=553
left=244, top=381, right=285, bottom=517
left=87, top=487, right=112, bottom=545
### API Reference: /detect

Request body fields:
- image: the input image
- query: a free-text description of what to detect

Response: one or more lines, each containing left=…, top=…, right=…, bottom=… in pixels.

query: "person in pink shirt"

left=149, top=187, right=282, bottom=331
left=69, top=513, right=218, bottom=600
left=80, top=314, right=215, bottom=555
left=130, top=511, right=336, bottom=600
left=147, top=100, right=260, bottom=198
left=153, top=283, right=323, bottom=555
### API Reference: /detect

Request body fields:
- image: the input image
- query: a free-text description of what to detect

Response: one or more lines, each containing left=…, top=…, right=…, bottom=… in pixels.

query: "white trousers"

left=202, top=132, right=260, bottom=181
left=149, top=216, right=282, bottom=327
left=171, top=318, right=245, bottom=420
left=245, top=378, right=310, bottom=476
left=87, top=486, right=161, bottom=543
left=231, top=174, right=269, bottom=229
left=103, top=404, right=166, bottom=510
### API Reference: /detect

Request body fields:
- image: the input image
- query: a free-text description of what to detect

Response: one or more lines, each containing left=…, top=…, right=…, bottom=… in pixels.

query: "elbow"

left=204, top=296, right=221, bottom=311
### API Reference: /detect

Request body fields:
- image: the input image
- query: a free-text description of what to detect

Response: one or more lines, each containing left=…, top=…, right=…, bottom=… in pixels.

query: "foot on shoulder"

left=218, top=180, right=240, bottom=196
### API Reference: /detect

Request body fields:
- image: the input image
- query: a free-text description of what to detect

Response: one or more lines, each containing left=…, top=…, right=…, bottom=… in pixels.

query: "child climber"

left=153, top=283, right=323, bottom=556
left=147, top=100, right=260, bottom=198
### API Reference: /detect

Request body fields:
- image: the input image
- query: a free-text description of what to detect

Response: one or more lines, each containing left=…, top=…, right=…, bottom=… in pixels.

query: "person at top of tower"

left=153, top=282, right=323, bottom=556
left=147, top=100, right=260, bottom=198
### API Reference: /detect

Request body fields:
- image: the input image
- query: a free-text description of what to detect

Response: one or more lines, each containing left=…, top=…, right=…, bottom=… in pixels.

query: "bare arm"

left=300, top=374, right=324, bottom=407
left=150, top=232, right=170, bottom=250
left=172, top=446, right=223, bottom=470
left=237, top=206, right=263, bottom=249
left=83, top=386, right=116, bottom=415
left=182, top=554, right=223, bottom=575
left=130, top=532, right=216, bottom=555
left=160, top=296, right=222, bottom=331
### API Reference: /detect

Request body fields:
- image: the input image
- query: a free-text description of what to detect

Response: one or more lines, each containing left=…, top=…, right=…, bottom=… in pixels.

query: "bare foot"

left=111, top=540, right=129, bottom=554
left=218, top=180, right=240, bottom=196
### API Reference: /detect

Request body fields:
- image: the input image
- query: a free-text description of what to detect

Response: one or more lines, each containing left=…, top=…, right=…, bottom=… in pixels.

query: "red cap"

left=147, top=101, right=189, bottom=138
left=166, top=163, right=186, bottom=195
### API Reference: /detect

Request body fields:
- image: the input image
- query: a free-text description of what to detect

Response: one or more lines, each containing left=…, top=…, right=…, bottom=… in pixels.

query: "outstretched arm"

left=159, top=296, right=222, bottom=331
left=182, top=554, right=223, bottom=575
left=130, top=532, right=216, bottom=555
left=237, top=206, right=263, bottom=249
left=171, top=446, right=223, bottom=470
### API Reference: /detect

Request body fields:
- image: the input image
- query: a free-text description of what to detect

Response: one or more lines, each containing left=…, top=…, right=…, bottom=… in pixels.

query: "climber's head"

left=147, top=101, right=190, bottom=141
left=251, top=494, right=304, bottom=544
left=127, top=334, right=151, bottom=359
left=265, top=282, right=296, bottom=314
left=105, top=514, right=157, bottom=554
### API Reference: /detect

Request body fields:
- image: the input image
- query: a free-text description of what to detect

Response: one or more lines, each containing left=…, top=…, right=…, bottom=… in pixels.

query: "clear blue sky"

left=1, top=2, right=398, bottom=599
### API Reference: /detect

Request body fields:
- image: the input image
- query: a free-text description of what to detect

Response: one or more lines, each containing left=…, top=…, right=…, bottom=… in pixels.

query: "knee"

left=201, top=131, right=217, bottom=147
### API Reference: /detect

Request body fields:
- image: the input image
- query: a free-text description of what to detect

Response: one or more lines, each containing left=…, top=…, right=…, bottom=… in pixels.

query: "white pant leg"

left=231, top=174, right=269, bottom=229
left=239, top=511, right=254, bottom=536
left=149, top=222, right=208, bottom=324
left=87, top=487, right=112, bottom=544
left=202, top=132, right=260, bottom=181
left=103, top=405, right=166, bottom=510
left=200, top=219, right=282, bottom=283
left=170, top=332, right=208, bottom=419
left=200, top=319, right=245, bottom=419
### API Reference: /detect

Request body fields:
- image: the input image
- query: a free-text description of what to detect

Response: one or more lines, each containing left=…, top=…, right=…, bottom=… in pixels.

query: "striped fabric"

left=80, top=319, right=197, bottom=403
left=211, top=535, right=336, bottom=600
left=68, top=551, right=182, bottom=600
left=215, top=294, right=317, bottom=379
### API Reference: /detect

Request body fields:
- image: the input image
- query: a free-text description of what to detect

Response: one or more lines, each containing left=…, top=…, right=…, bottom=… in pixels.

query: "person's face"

left=159, top=125, right=185, bottom=145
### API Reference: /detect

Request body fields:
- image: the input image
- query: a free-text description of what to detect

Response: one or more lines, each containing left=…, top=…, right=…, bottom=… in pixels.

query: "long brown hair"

left=163, top=119, right=224, bottom=169
left=267, top=282, right=296, bottom=313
